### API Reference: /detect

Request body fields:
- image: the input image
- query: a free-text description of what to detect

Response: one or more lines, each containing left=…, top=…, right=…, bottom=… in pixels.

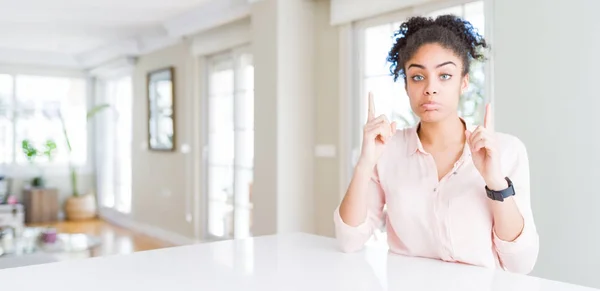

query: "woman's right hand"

left=358, top=92, right=397, bottom=169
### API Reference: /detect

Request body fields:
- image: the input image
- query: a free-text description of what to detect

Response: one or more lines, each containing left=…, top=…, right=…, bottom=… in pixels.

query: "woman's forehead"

left=407, top=43, right=463, bottom=68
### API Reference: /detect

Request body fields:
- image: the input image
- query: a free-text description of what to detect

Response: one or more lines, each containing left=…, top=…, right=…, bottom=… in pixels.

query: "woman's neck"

left=418, top=115, right=466, bottom=149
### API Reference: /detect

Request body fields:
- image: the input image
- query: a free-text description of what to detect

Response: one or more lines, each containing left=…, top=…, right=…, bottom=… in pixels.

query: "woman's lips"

left=421, top=102, right=441, bottom=111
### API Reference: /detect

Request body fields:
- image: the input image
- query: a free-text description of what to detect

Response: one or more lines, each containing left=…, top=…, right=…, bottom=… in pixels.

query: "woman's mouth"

left=421, top=102, right=441, bottom=111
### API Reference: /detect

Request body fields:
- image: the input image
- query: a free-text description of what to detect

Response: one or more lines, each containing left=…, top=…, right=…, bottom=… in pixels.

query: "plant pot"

left=65, top=193, right=97, bottom=221
left=31, top=177, right=45, bottom=188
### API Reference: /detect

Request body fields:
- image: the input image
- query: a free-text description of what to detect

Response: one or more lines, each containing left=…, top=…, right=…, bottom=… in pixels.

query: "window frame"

left=203, top=44, right=254, bottom=242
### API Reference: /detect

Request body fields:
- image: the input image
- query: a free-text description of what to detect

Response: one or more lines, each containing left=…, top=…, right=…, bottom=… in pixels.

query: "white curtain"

left=94, top=75, right=132, bottom=214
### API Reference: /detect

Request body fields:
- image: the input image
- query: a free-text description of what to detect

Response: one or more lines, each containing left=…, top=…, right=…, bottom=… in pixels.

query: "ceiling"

left=0, top=0, right=219, bottom=69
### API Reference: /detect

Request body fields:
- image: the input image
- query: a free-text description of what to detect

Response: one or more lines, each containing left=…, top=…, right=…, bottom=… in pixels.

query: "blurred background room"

left=0, top=0, right=599, bottom=289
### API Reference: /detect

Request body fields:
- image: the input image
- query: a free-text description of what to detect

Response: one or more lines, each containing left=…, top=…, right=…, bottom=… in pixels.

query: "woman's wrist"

left=485, top=175, right=508, bottom=191
left=355, top=159, right=375, bottom=174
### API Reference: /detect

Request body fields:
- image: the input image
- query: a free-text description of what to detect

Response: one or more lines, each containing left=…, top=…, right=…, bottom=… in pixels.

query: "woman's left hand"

left=465, top=104, right=507, bottom=190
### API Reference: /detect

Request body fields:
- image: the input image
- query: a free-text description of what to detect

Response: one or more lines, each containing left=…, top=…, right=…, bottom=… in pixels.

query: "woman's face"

left=404, top=43, right=469, bottom=123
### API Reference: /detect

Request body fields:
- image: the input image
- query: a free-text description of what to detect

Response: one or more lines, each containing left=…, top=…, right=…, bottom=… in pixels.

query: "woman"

left=334, top=14, right=539, bottom=274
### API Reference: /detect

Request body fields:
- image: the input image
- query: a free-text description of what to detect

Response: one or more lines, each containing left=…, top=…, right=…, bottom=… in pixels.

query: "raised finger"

left=484, top=103, right=494, bottom=130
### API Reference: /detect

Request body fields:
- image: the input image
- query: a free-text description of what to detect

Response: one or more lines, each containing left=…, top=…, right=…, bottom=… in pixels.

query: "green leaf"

left=43, top=139, right=57, bottom=161
left=21, top=139, right=39, bottom=163
left=87, top=104, right=110, bottom=120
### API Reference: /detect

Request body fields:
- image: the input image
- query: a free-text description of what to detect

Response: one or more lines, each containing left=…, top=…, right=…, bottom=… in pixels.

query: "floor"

left=27, top=218, right=175, bottom=257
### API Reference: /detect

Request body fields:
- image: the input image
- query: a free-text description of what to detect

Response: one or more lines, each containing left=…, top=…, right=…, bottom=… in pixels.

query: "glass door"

left=205, top=46, right=254, bottom=240
left=97, top=76, right=133, bottom=214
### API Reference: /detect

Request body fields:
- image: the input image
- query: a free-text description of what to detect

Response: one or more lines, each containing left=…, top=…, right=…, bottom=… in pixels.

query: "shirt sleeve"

left=493, top=136, right=540, bottom=274
left=333, top=165, right=386, bottom=253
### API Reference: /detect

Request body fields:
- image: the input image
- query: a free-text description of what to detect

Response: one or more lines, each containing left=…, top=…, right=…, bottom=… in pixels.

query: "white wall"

left=313, top=0, right=341, bottom=237
left=330, top=0, right=430, bottom=25
left=275, top=0, right=316, bottom=234
left=131, top=42, right=196, bottom=239
left=492, top=0, right=600, bottom=288
left=250, top=0, right=279, bottom=236
left=251, top=0, right=316, bottom=235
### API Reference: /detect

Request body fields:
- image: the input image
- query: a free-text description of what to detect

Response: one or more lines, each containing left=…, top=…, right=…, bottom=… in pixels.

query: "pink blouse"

left=334, top=122, right=539, bottom=274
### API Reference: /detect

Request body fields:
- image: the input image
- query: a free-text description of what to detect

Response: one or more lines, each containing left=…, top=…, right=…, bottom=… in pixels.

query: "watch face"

left=486, top=188, right=505, bottom=201
left=486, top=177, right=514, bottom=202
left=496, top=192, right=505, bottom=201
left=493, top=192, right=504, bottom=201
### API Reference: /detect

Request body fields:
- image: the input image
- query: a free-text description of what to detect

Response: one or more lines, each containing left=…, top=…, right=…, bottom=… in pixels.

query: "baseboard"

left=98, top=208, right=198, bottom=246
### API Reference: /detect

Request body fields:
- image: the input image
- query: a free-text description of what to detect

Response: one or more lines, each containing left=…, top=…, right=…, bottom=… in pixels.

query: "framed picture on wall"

left=147, top=67, right=176, bottom=151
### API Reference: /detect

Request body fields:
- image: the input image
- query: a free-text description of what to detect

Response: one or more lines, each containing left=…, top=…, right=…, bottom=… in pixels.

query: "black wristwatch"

left=485, top=177, right=515, bottom=202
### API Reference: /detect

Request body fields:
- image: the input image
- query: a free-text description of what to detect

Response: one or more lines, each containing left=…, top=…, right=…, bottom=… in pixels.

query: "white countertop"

left=0, top=232, right=596, bottom=290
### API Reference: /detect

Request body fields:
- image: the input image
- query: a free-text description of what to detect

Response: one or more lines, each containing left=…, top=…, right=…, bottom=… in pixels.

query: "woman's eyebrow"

left=407, top=61, right=457, bottom=70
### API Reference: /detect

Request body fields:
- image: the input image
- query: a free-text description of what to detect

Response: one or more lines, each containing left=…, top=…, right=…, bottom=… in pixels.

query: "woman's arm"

left=335, top=92, right=393, bottom=252
left=488, top=137, right=539, bottom=274
left=334, top=162, right=386, bottom=253
left=339, top=162, right=378, bottom=226
left=466, top=105, right=539, bottom=274
left=486, top=180, right=524, bottom=242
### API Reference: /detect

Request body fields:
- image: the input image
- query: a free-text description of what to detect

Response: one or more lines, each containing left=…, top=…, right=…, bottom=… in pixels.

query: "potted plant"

left=21, top=139, right=57, bottom=188
left=59, top=104, right=110, bottom=221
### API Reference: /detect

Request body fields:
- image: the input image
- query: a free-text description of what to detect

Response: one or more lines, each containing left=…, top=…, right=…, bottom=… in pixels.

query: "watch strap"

left=485, top=177, right=515, bottom=202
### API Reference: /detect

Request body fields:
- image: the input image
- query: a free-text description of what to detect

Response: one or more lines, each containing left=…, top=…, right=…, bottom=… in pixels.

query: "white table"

left=0, top=232, right=596, bottom=290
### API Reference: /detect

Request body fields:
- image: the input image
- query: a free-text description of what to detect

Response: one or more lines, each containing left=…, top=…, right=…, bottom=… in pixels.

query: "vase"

left=65, top=193, right=97, bottom=221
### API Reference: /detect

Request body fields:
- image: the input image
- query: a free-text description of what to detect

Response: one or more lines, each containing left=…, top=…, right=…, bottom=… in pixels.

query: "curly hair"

left=387, top=14, right=488, bottom=82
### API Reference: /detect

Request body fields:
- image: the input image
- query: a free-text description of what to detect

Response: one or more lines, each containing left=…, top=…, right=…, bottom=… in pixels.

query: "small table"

left=37, top=232, right=102, bottom=254
left=0, top=227, right=101, bottom=269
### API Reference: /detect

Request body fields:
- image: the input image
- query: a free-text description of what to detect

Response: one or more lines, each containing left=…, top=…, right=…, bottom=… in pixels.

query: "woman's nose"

left=425, top=84, right=438, bottom=95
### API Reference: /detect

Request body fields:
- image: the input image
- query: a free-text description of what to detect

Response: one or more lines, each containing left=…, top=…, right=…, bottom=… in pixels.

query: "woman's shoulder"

left=378, top=127, right=416, bottom=159
left=493, top=131, right=529, bottom=165
left=388, top=127, right=417, bottom=147
left=495, top=131, right=527, bottom=152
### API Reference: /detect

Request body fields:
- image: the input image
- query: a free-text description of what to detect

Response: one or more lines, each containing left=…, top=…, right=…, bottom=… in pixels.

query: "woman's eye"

left=440, top=74, right=452, bottom=80
left=411, top=75, right=424, bottom=81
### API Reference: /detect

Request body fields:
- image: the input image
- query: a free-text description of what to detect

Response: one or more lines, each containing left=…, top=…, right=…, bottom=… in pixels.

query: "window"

left=97, top=76, right=133, bottom=214
left=205, top=46, right=254, bottom=240
left=0, top=75, right=13, bottom=164
left=353, top=1, right=486, bottom=164
left=0, top=74, right=88, bottom=167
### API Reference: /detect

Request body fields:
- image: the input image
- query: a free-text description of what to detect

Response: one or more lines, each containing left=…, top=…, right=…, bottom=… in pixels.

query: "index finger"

left=484, top=103, right=493, bottom=130
left=368, top=92, right=375, bottom=121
